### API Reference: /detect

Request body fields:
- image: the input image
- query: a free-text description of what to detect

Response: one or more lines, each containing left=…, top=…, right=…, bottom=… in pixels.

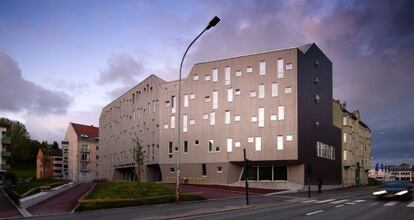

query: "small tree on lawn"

left=130, top=134, right=145, bottom=182
left=41, top=145, right=52, bottom=180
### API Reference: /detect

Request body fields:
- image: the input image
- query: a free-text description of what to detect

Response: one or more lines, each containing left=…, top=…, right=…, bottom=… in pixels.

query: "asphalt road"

left=25, top=186, right=413, bottom=220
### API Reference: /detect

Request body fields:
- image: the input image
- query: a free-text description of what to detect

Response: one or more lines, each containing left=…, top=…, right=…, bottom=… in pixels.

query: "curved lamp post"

left=176, top=16, right=220, bottom=203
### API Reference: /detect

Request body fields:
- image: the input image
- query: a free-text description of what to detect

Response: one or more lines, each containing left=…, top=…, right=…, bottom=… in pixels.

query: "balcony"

left=80, top=149, right=90, bottom=153
left=1, top=135, right=11, bottom=145
left=1, top=164, right=10, bottom=170
left=1, top=150, right=11, bottom=157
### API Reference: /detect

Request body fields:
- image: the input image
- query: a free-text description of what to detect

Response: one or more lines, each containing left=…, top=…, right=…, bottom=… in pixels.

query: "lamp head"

left=206, top=16, right=220, bottom=30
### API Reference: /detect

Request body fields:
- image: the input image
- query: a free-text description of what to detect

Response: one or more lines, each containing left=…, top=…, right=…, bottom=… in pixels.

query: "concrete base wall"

left=229, top=181, right=304, bottom=191
left=19, top=182, right=75, bottom=208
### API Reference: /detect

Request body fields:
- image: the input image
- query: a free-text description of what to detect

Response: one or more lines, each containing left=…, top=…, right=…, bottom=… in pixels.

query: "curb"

left=149, top=205, right=254, bottom=220
left=0, top=187, right=28, bottom=218
left=71, top=183, right=96, bottom=213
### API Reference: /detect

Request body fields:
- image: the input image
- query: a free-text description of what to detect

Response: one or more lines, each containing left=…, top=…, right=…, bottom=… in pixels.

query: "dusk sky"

left=0, top=0, right=413, bottom=166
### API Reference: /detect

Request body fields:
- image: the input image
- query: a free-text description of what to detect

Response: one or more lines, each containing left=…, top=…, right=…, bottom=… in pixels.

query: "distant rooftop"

left=71, top=122, right=99, bottom=138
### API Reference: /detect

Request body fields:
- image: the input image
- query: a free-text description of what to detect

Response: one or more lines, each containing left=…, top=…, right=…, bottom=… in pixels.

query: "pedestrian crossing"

left=299, top=198, right=414, bottom=208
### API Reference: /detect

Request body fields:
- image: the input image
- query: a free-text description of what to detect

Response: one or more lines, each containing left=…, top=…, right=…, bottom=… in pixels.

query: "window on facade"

left=259, top=61, right=266, bottom=75
left=225, top=66, right=231, bottom=85
left=255, top=137, right=261, bottom=151
left=343, top=117, right=347, bottom=126
left=274, top=166, right=287, bottom=180
left=227, top=138, right=233, bottom=152
left=258, top=84, right=265, bottom=99
left=270, top=115, right=277, bottom=121
left=171, top=116, right=175, bottom=128
left=203, top=114, right=209, bottom=120
left=202, top=164, right=207, bottom=176
left=278, top=106, right=285, bottom=120
left=286, top=135, right=293, bottom=141
left=169, top=142, right=173, bottom=154
left=225, top=110, right=231, bottom=124
left=227, top=88, right=233, bottom=102
left=258, top=107, right=264, bottom=127
left=217, top=166, right=223, bottom=173
left=184, top=141, right=188, bottom=153
left=205, top=96, right=210, bottom=103
left=277, top=58, right=284, bottom=78
left=190, top=93, right=195, bottom=99
left=193, top=75, right=199, bottom=80
left=285, top=87, right=292, bottom=94
left=235, top=142, right=241, bottom=148
left=316, top=141, right=335, bottom=160
left=286, top=63, right=293, bottom=70
left=171, top=96, right=176, bottom=113
left=250, top=91, right=256, bottom=97
left=205, top=74, right=210, bottom=81
left=184, top=95, right=189, bottom=107
left=236, top=70, right=242, bottom=77
left=212, top=68, right=218, bottom=82
left=272, top=83, right=278, bottom=97
left=208, top=140, right=213, bottom=153
left=189, top=119, right=195, bottom=125
left=212, top=91, right=218, bottom=109
left=277, top=135, right=284, bottom=150
left=343, top=150, right=347, bottom=161
left=259, top=166, right=272, bottom=180
left=246, top=66, right=253, bottom=73
left=209, top=112, right=215, bottom=125
left=215, top=146, right=220, bottom=152
left=195, top=140, right=199, bottom=145
left=170, top=168, right=175, bottom=173
left=183, top=114, right=188, bottom=132
left=248, top=137, right=254, bottom=143
left=235, top=89, right=241, bottom=96
left=163, top=124, right=169, bottom=129
left=241, top=166, right=257, bottom=181
left=234, top=115, right=241, bottom=122
left=343, top=133, right=347, bottom=143
left=251, top=116, right=257, bottom=122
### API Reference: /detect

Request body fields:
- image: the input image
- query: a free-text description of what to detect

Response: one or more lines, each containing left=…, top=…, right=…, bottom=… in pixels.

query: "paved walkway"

left=0, top=187, right=22, bottom=218
left=27, top=183, right=93, bottom=216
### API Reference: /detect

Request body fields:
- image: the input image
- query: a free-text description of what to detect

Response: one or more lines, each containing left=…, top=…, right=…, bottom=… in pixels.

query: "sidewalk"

left=0, top=187, right=22, bottom=218
left=27, top=183, right=93, bottom=216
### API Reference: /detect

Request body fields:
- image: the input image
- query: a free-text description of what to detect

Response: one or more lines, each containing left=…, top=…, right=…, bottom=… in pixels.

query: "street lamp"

left=176, top=16, right=220, bottom=203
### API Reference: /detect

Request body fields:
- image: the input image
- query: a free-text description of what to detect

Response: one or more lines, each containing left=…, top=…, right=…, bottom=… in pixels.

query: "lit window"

left=170, top=116, right=175, bottom=128
left=316, top=141, right=335, bottom=160
left=246, top=66, right=253, bottom=73
left=164, top=124, right=169, bottom=129
left=190, top=93, right=195, bottom=99
left=225, top=66, right=231, bottom=85
left=205, top=74, right=210, bottom=81
left=272, top=83, right=278, bottom=97
left=277, top=135, right=284, bottom=150
left=203, top=114, right=209, bottom=120
left=255, top=137, right=261, bottom=151
left=227, top=88, right=233, bottom=102
left=171, top=96, right=176, bottom=113
left=343, top=133, right=347, bottom=143
left=183, top=114, right=188, bottom=132
left=343, top=117, right=347, bottom=126
left=343, top=150, right=347, bottom=161
left=234, top=115, right=241, bottom=122
left=285, top=87, right=292, bottom=94
left=277, top=58, right=284, bottom=78
left=286, top=63, right=293, bottom=70
left=278, top=106, right=285, bottom=120
left=227, top=138, right=233, bottom=152
left=235, top=89, right=241, bottom=96
left=210, top=112, right=215, bottom=125
left=258, top=107, right=264, bottom=127
left=213, top=91, right=218, bottom=109
left=205, top=96, right=210, bottom=103
left=193, top=75, right=199, bottom=80
left=259, top=61, right=266, bottom=75
left=212, top=68, right=218, bottom=82
left=258, top=84, right=265, bottom=99
left=235, top=142, right=241, bottom=147
left=189, top=119, right=195, bottom=125
left=217, top=167, right=223, bottom=173
left=286, top=135, right=293, bottom=141
left=315, top=94, right=320, bottom=104
left=251, top=116, right=257, bottom=122
left=270, top=115, right=277, bottom=121
left=250, top=91, right=256, bottom=97
left=225, top=110, right=231, bottom=124
left=184, top=94, right=189, bottom=107
left=248, top=137, right=254, bottom=143
left=208, top=140, right=213, bottom=152
left=236, top=70, right=242, bottom=77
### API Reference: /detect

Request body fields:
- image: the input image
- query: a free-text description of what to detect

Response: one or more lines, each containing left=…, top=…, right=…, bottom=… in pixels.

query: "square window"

left=246, top=66, right=253, bottom=73
left=205, top=74, right=210, bottom=81
left=270, top=115, right=277, bottom=121
left=286, top=135, right=293, bottom=141
left=217, top=167, right=223, bottom=173
left=189, top=119, right=195, bottom=125
left=251, top=116, right=257, bottom=122
left=193, top=75, right=199, bottom=80
left=250, top=91, right=256, bottom=97
left=286, top=63, right=293, bottom=70
left=248, top=137, right=254, bottom=143
left=285, top=87, right=292, bottom=94
left=235, top=142, right=241, bottom=147
left=205, top=96, right=210, bottom=103
left=234, top=115, right=241, bottom=122
left=163, top=124, right=169, bottom=129
left=195, top=140, right=199, bottom=145
left=235, top=89, right=241, bottom=96
left=236, top=70, right=242, bottom=77
left=203, top=114, right=209, bottom=120
left=215, top=146, right=220, bottom=152
left=170, top=168, right=175, bottom=173
left=190, top=93, right=195, bottom=99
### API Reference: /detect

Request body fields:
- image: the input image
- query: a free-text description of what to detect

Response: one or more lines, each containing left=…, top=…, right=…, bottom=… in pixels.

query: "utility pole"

left=243, top=148, right=249, bottom=205
left=307, top=164, right=312, bottom=198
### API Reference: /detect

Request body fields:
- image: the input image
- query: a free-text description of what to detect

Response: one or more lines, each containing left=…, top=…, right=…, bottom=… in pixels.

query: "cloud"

left=98, top=53, right=145, bottom=85
left=0, top=50, right=71, bottom=115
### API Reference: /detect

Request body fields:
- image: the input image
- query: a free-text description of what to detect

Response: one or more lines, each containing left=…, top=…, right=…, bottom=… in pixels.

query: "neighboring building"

left=0, top=126, right=11, bottom=184
left=61, top=140, right=69, bottom=179
left=63, top=123, right=99, bottom=182
left=333, top=100, right=371, bottom=187
left=368, top=169, right=392, bottom=182
left=36, top=148, right=63, bottom=179
left=389, top=164, right=412, bottom=182
left=99, top=43, right=342, bottom=190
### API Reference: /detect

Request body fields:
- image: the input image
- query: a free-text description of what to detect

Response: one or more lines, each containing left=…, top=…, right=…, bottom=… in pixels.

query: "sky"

left=0, top=0, right=413, bottom=166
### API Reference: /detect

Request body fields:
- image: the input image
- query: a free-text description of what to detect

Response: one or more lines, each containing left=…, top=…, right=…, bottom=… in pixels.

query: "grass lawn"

left=87, top=182, right=176, bottom=199
left=9, top=163, right=36, bottom=179
left=11, top=178, right=65, bottom=196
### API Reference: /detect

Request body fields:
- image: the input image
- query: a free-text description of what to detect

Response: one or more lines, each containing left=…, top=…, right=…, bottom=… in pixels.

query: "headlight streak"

left=373, top=190, right=387, bottom=196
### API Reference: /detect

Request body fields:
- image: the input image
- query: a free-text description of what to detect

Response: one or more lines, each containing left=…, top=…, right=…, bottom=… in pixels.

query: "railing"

left=1, top=135, right=11, bottom=145
left=1, top=150, right=11, bottom=157
left=80, top=149, right=90, bottom=153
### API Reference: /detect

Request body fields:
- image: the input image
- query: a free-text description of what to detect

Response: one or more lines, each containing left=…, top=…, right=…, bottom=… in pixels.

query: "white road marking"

left=316, top=199, right=336, bottom=204
left=335, top=204, right=345, bottom=208
left=302, top=199, right=318, bottom=203
left=406, top=201, right=414, bottom=207
left=306, top=210, right=324, bottom=216
left=369, top=202, right=379, bottom=206
left=345, top=202, right=356, bottom=205
left=353, top=200, right=366, bottom=203
left=383, top=201, right=398, bottom=207
left=331, top=199, right=349, bottom=204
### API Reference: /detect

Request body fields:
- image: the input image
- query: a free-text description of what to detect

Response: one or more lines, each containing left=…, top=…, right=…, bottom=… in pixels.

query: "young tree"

left=130, top=134, right=145, bottom=182
left=40, top=143, right=52, bottom=180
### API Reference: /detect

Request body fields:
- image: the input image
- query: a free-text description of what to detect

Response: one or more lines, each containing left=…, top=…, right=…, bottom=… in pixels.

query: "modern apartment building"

left=333, top=100, right=371, bottom=187
left=0, top=126, right=11, bottom=185
left=99, top=43, right=342, bottom=190
left=389, top=164, right=412, bottom=182
left=36, top=148, right=63, bottom=179
left=63, top=122, right=99, bottom=182
left=61, top=141, right=69, bottom=179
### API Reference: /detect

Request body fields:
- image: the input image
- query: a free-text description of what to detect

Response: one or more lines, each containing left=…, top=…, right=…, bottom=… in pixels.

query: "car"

left=372, top=181, right=412, bottom=200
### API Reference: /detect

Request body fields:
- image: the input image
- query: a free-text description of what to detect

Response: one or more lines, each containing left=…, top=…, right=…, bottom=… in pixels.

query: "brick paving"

left=0, top=188, right=22, bottom=218
left=27, top=183, right=93, bottom=216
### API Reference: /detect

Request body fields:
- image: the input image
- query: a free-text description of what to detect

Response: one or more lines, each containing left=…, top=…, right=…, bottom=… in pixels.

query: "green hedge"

left=76, top=193, right=205, bottom=211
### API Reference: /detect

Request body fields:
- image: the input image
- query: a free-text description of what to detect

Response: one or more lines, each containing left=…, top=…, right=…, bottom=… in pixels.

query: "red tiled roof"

left=71, top=122, right=99, bottom=138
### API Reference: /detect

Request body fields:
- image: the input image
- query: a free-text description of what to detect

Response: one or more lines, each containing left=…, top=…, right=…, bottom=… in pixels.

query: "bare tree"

left=41, top=148, right=52, bottom=179
left=130, top=134, right=145, bottom=182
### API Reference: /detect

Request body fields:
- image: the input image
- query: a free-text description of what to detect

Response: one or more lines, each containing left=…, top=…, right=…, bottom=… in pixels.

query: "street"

left=25, top=186, right=413, bottom=220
